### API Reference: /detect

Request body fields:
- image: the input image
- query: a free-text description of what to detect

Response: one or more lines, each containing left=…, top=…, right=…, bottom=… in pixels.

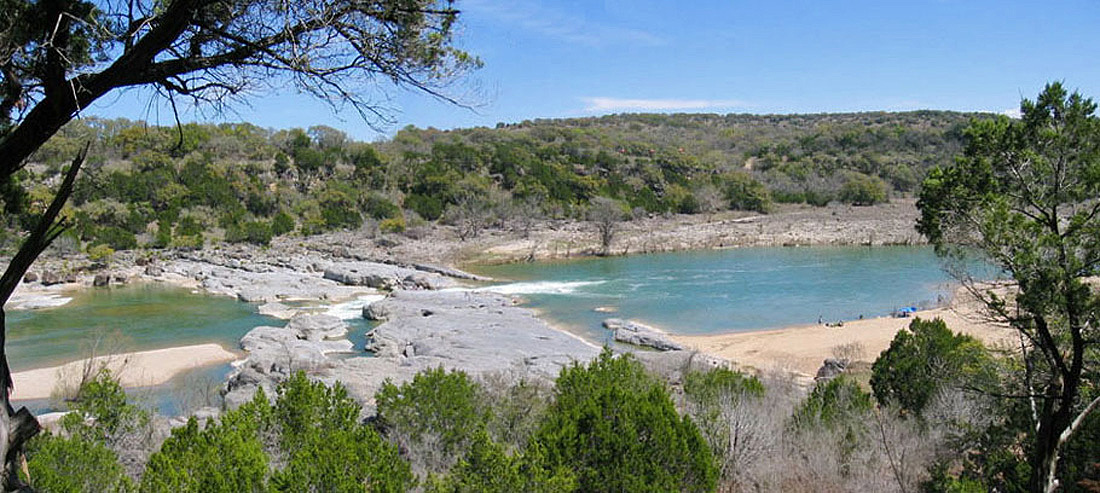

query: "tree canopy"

left=917, top=82, right=1100, bottom=492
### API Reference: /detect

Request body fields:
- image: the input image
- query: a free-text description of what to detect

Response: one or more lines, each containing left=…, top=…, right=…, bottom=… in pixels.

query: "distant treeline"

left=2, top=111, right=987, bottom=252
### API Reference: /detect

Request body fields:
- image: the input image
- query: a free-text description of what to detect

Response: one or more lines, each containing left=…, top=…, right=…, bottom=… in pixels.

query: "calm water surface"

left=7, top=283, right=378, bottom=414
left=471, top=246, right=959, bottom=343
left=8, top=246, right=962, bottom=413
left=6, top=284, right=277, bottom=372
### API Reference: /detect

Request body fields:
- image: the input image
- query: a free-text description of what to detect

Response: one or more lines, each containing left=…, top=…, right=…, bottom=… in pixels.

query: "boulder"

left=93, top=273, right=110, bottom=287
left=144, top=265, right=163, bottom=276
left=286, top=314, right=347, bottom=341
left=41, top=271, right=60, bottom=285
left=257, top=302, right=298, bottom=319
left=22, top=272, right=37, bottom=283
left=814, top=358, right=849, bottom=382
left=603, top=318, right=683, bottom=351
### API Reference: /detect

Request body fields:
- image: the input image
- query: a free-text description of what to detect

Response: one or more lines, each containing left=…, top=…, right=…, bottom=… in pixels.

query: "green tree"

left=0, top=1, right=477, bottom=484
left=271, top=373, right=412, bottom=492
left=375, top=367, right=488, bottom=472
left=792, top=376, right=873, bottom=431
left=24, top=433, right=133, bottom=493
left=917, top=82, right=1100, bottom=492
left=61, top=369, right=150, bottom=447
left=871, top=317, right=995, bottom=415
left=428, top=431, right=575, bottom=493
left=532, top=349, right=717, bottom=492
left=140, top=412, right=268, bottom=493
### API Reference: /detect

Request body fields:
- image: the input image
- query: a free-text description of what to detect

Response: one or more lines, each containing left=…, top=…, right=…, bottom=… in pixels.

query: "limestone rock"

left=41, top=271, right=60, bottom=285
left=93, top=273, right=110, bottom=287
left=814, top=358, right=849, bottom=382
left=257, top=302, right=298, bottom=319
left=603, top=318, right=683, bottom=351
left=286, top=314, right=347, bottom=341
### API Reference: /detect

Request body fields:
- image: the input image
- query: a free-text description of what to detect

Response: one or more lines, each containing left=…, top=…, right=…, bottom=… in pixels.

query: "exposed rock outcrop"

left=322, top=261, right=456, bottom=291
left=814, top=358, right=849, bottom=382
left=223, top=314, right=355, bottom=409
left=603, top=318, right=684, bottom=351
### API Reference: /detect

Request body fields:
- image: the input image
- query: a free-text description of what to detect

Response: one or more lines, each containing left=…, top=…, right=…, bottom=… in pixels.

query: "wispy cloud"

left=581, top=97, right=749, bottom=113
left=464, top=0, right=664, bottom=47
left=1002, top=108, right=1022, bottom=119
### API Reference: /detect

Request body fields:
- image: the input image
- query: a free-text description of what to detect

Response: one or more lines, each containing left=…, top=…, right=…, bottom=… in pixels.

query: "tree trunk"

left=0, top=146, right=86, bottom=490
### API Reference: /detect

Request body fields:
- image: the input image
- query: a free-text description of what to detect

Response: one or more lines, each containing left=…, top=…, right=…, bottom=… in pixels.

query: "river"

left=471, top=246, right=959, bottom=344
left=9, top=245, right=961, bottom=413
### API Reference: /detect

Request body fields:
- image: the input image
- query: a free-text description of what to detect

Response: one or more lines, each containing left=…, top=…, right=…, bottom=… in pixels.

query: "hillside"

left=1, top=111, right=989, bottom=254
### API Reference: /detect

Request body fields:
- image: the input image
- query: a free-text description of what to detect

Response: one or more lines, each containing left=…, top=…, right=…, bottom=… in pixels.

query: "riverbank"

left=4, top=199, right=934, bottom=402
left=670, top=288, right=1014, bottom=378
left=12, top=343, right=239, bottom=400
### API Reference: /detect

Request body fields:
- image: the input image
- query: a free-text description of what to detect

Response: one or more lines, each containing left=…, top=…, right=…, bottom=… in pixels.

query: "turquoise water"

left=6, top=283, right=378, bottom=415
left=5, top=284, right=277, bottom=372
left=472, top=246, right=960, bottom=343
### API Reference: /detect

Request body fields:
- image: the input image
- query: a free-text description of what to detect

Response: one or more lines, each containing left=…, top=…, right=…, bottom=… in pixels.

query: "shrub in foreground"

left=531, top=349, right=718, bottom=492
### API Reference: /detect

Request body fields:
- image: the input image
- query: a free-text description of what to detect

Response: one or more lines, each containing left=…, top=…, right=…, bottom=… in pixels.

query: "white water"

left=475, top=280, right=607, bottom=296
left=322, top=294, right=387, bottom=320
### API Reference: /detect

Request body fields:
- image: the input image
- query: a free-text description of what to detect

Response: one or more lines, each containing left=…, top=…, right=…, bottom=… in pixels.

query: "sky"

left=87, top=0, right=1100, bottom=142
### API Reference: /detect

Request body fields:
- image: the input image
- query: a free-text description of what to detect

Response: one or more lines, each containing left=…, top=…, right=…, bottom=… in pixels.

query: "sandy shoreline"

left=11, top=343, right=239, bottom=401
left=2, top=199, right=961, bottom=401
left=670, top=297, right=1015, bottom=378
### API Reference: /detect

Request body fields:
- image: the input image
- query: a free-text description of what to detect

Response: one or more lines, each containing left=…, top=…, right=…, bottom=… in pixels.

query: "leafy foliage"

left=375, top=367, right=488, bottom=471
left=916, top=82, right=1100, bottom=491
left=427, top=431, right=576, bottom=493
left=871, top=317, right=995, bottom=415
left=25, top=433, right=133, bottom=493
left=839, top=171, right=889, bottom=205
left=532, top=349, right=717, bottom=492
left=792, top=376, right=873, bottom=431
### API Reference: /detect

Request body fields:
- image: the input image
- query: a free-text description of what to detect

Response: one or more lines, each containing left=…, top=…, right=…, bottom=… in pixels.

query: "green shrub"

left=870, top=317, right=995, bottom=415
left=361, top=193, right=401, bottom=219
left=271, top=373, right=412, bottom=492
left=140, top=413, right=268, bottom=493
left=25, top=433, right=133, bottom=493
left=225, top=220, right=273, bottom=246
left=62, top=369, right=150, bottom=446
left=720, top=171, right=772, bottom=213
left=91, top=226, right=138, bottom=250
left=791, top=376, right=872, bottom=431
left=839, top=172, right=888, bottom=205
left=531, top=349, right=717, bottom=492
left=428, top=431, right=575, bottom=493
left=375, top=367, right=487, bottom=471
left=270, top=211, right=295, bottom=236
left=404, top=193, right=444, bottom=221
left=683, top=367, right=766, bottom=405
left=87, top=243, right=115, bottom=264
left=379, top=215, right=406, bottom=233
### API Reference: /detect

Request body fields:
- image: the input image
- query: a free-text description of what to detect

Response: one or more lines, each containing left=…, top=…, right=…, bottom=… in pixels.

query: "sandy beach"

left=670, top=293, right=1016, bottom=378
left=11, top=343, right=239, bottom=401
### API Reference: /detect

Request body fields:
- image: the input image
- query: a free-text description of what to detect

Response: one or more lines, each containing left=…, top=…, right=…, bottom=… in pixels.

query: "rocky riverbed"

left=6, top=200, right=922, bottom=418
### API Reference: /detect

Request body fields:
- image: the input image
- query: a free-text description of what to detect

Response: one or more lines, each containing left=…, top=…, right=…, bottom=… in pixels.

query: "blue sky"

left=88, top=0, right=1100, bottom=141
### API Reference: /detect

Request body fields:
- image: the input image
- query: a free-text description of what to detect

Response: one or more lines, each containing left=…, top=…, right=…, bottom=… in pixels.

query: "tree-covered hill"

left=2, top=110, right=988, bottom=253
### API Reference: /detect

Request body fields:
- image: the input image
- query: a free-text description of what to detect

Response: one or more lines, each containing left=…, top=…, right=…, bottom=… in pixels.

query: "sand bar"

left=670, top=297, right=1017, bottom=378
left=11, top=343, right=239, bottom=401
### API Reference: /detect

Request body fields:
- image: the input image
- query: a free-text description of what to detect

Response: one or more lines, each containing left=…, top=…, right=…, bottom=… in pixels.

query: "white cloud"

left=581, top=97, right=749, bottom=113
left=1002, top=108, right=1023, bottom=119
left=464, top=0, right=664, bottom=47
